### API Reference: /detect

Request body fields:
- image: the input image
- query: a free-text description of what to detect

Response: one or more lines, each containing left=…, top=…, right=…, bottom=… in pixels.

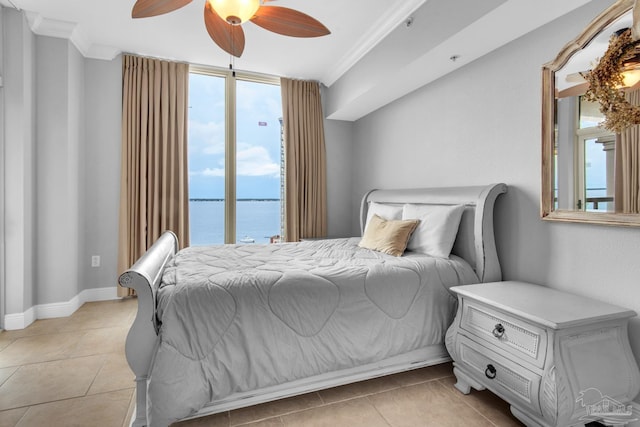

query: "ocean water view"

left=190, top=200, right=281, bottom=246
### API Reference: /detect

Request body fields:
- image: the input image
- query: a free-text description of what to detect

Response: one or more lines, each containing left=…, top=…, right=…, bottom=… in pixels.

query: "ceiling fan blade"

left=132, top=0, right=192, bottom=18
left=250, top=6, right=330, bottom=38
left=565, top=71, right=588, bottom=83
left=204, top=2, right=245, bottom=57
left=557, top=82, right=589, bottom=99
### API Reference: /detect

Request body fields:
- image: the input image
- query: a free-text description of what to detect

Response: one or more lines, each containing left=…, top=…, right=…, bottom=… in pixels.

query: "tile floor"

left=0, top=298, right=532, bottom=427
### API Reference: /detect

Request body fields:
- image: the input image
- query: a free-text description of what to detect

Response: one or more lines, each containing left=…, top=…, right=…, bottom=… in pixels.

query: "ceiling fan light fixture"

left=208, top=0, right=260, bottom=25
left=621, top=68, right=640, bottom=87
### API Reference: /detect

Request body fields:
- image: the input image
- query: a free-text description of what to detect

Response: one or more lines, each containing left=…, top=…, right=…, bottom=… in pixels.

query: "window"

left=188, top=68, right=283, bottom=245
left=576, top=97, right=614, bottom=212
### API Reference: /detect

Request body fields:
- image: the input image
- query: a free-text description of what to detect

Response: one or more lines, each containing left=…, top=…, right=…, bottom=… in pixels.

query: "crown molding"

left=321, top=0, right=426, bottom=86
left=23, top=11, right=120, bottom=61
left=85, top=44, right=122, bottom=61
left=0, top=0, right=20, bottom=9
left=25, top=12, right=89, bottom=55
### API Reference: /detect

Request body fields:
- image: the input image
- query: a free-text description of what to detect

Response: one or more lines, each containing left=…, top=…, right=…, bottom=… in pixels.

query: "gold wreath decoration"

left=584, top=28, right=640, bottom=133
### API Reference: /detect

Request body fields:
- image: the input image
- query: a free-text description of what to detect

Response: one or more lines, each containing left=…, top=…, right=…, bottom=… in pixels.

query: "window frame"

left=189, top=65, right=281, bottom=244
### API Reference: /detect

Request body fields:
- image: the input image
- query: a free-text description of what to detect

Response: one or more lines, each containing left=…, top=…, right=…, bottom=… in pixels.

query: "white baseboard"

left=3, top=286, right=120, bottom=330
left=4, top=306, right=36, bottom=331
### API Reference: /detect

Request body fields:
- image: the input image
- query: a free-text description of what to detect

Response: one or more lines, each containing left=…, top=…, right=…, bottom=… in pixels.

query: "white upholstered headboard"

left=359, top=183, right=507, bottom=283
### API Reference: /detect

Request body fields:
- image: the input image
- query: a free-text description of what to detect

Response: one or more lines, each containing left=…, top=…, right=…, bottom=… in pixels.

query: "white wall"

left=343, top=0, right=640, bottom=401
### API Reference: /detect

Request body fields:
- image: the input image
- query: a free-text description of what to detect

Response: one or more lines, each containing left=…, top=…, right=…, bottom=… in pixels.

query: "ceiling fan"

left=131, top=0, right=331, bottom=57
left=559, top=28, right=640, bottom=98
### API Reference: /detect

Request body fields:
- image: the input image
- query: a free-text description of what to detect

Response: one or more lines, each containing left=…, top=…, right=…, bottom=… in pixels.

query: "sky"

left=188, top=73, right=283, bottom=199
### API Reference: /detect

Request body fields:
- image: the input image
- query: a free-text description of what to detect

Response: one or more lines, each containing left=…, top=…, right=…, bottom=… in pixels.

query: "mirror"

left=542, top=0, right=640, bottom=226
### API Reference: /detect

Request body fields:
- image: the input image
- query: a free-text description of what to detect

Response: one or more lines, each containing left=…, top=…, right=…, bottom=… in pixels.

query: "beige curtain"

left=118, top=54, right=190, bottom=296
left=615, top=89, right=640, bottom=213
left=281, top=78, right=327, bottom=242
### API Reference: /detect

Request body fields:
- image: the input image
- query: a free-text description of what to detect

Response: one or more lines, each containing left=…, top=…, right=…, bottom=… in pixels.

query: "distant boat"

left=239, top=236, right=255, bottom=244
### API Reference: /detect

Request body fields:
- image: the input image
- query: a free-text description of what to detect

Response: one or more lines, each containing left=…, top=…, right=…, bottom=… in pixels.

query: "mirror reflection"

left=555, top=96, right=615, bottom=212
left=542, top=0, right=640, bottom=225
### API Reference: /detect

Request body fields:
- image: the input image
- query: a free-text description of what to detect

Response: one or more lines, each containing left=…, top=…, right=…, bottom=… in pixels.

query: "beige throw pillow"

left=359, top=214, right=420, bottom=257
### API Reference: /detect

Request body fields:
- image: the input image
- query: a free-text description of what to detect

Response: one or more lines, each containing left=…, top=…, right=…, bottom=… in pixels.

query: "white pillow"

left=402, top=204, right=465, bottom=258
left=365, top=202, right=402, bottom=231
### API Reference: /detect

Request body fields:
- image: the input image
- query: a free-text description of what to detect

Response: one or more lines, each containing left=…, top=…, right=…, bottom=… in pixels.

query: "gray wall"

left=35, top=36, right=83, bottom=304
left=0, top=6, right=5, bottom=324
left=2, top=8, right=122, bottom=316
left=81, top=57, right=122, bottom=291
left=324, top=118, right=354, bottom=238
left=342, top=0, right=640, bottom=399
left=3, top=8, right=36, bottom=316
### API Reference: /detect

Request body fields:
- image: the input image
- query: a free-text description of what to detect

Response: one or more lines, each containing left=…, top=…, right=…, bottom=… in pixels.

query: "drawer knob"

left=492, top=323, right=505, bottom=338
left=485, top=364, right=497, bottom=379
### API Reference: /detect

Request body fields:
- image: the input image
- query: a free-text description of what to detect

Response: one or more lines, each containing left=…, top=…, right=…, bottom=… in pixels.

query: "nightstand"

left=445, top=281, right=640, bottom=427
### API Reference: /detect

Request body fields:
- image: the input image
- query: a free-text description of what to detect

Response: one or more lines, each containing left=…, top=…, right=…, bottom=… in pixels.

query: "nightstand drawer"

left=460, top=300, right=547, bottom=369
left=458, top=336, right=542, bottom=416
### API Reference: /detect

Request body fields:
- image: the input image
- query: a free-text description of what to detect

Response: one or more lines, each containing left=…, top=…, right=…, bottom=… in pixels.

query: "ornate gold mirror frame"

left=541, top=0, right=640, bottom=226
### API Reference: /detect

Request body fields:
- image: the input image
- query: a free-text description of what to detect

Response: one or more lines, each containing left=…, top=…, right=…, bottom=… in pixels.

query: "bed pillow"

left=359, top=214, right=420, bottom=257
left=402, top=204, right=465, bottom=258
left=364, top=202, right=403, bottom=231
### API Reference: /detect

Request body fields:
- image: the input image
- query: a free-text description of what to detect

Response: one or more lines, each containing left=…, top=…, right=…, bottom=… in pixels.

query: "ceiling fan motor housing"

left=209, top=0, right=260, bottom=25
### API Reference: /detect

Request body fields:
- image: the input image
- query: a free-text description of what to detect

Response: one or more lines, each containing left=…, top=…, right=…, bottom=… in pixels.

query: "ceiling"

left=0, top=0, right=426, bottom=85
left=556, top=6, right=632, bottom=94
left=0, top=0, right=601, bottom=120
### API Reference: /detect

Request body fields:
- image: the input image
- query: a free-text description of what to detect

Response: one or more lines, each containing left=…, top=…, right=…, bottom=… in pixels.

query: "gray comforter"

left=149, top=237, right=478, bottom=426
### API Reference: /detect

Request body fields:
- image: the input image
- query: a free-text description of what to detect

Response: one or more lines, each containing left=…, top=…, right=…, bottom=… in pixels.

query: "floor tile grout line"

left=13, top=405, right=30, bottom=427
left=365, top=395, right=394, bottom=427
left=86, top=385, right=137, bottom=398
left=436, top=378, right=503, bottom=427
left=84, top=355, right=114, bottom=397
left=228, top=391, right=374, bottom=427
left=0, top=322, right=134, bottom=340
left=0, top=352, right=110, bottom=372
left=123, top=394, right=137, bottom=427
left=0, top=347, right=127, bottom=371
left=118, top=389, right=137, bottom=427
left=0, top=365, right=19, bottom=388
left=0, top=386, right=135, bottom=413
left=228, top=377, right=454, bottom=427
left=234, top=414, right=284, bottom=426
left=315, top=374, right=454, bottom=407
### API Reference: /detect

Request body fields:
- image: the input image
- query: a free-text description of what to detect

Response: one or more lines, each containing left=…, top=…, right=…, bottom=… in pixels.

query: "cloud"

left=191, top=144, right=280, bottom=178
left=236, top=145, right=280, bottom=177
left=236, top=82, right=282, bottom=120
left=189, top=120, right=224, bottom=155
left=200, top=167, right=225, bottom=177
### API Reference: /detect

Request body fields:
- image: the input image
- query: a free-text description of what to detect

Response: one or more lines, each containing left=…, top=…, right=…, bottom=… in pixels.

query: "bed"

left=119, top=183, right=507, bottom=427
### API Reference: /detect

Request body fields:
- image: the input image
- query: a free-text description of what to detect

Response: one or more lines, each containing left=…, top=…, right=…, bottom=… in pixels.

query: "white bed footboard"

left=118, top=231, right=178, bottom=427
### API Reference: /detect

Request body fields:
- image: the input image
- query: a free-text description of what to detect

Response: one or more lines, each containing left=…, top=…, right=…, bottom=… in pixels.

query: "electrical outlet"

left=91, top=255, right=101, bottom=267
